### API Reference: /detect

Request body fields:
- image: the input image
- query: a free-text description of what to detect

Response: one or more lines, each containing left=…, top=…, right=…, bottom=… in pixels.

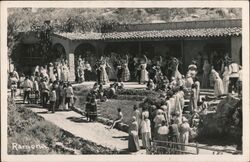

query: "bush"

left=139, top=95, right=164, bottom=110
left=116, top=89, right=158, bottom=96
left=7, top=97, right=117, bottom=154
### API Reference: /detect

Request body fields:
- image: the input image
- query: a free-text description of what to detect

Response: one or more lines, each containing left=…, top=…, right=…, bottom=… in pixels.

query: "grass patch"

left=98, top=100, right=141, bottom=125
left=7, top=97, right=116, bottom=154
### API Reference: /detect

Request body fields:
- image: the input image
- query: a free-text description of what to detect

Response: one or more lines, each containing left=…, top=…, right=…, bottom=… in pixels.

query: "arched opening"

left=74, top=43, right=97, bottom=64
left=52, top=43, right=66, bottom=62
left=74, top=43, right=97, bottom=81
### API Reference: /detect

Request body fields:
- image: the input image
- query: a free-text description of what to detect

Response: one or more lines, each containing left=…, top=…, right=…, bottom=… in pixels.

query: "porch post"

left=66, top=41, right=76, bottom=82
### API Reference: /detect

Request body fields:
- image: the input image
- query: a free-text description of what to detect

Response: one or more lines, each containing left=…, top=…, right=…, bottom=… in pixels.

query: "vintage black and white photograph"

left=1, top=1, right=249, bottom=161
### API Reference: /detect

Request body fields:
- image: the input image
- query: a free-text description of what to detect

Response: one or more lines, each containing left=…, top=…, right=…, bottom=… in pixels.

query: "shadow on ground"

left=67, top=116, right=89, bottom=123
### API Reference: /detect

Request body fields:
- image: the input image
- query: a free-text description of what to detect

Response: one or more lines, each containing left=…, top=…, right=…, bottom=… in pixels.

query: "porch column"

left=231, top=36, right=242, bottom=64
left=65, top=41, right=76, bottom=82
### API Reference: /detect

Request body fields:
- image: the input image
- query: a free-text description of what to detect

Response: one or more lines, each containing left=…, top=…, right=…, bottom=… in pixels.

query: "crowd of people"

left=8, top=59, right=76, bottom=113
left=8, top=51, right=243, bottom=153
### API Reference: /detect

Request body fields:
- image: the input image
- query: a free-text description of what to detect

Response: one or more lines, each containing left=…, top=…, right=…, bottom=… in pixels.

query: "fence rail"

left=151, top=140, right=239, bottom=155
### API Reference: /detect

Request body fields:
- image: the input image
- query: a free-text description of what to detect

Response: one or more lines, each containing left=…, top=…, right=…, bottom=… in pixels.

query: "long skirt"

left=122, top=67, right=130, bottom=82
left=202, top=72, right=209, bottom=88
left=141, top=132, right=151, bottom=149
left=140, top=69, right=149, bottom=82
left=100, top=69, right=109, bottom=85
left=128, top=134, right=140, bottom=152
left=214, top=79, right=224, bottom=97
left=180, top=132, right=189, bottom=151
left=223, top=79, right=229, bottom=94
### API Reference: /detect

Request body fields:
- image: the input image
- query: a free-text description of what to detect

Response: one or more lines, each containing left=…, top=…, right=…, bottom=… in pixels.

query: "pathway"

left=22, top=103, right=145, bottom=154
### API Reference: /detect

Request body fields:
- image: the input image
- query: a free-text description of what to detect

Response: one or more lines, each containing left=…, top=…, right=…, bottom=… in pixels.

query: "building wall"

left=231, top=36, right=242, bottom=64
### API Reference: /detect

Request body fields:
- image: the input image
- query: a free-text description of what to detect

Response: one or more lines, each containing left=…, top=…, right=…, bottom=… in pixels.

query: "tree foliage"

left=8, top=8, right=242, bottom=66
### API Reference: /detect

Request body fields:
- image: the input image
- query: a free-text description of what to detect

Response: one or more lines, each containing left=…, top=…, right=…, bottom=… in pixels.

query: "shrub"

left=116, top=89, right=158, bottom=96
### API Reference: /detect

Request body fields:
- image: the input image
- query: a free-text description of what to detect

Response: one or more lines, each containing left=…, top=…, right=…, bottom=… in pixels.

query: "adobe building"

left=18, top=19, right=242, bottom=81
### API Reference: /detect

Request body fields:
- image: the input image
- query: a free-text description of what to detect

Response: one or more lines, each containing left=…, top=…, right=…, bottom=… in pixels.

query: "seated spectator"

left=146, top=79, right=156, bottom=90
left=108, top=84, right=117, bottom=99
left=110, top=108, right=123, bottom=129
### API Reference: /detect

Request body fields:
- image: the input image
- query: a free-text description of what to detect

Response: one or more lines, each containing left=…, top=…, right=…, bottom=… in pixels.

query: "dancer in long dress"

left=140, top=114, right=151, bottom=149
left=211, top=69, right=224, bottom=97
left=99, top=58, right=110, bottom=85
left=202, top=59, right=210, bottom=88
left=61, top=61, right=69, bottom=82
left=128, top=116, right=140, bottom=152
left=121, top=55, right=130, bottom=82
left=140, top=55, right=149, bottom=84
left=222, top=66, right=230, bottom=94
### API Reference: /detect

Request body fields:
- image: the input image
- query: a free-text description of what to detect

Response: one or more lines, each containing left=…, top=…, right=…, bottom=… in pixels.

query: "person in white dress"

left=222, top=66, right=230, bottom=94
left=211, top=69, right=224, bottom=97
left=140, top=114, right=151, bottom=149
left=140, top=55, right=149, bottom=84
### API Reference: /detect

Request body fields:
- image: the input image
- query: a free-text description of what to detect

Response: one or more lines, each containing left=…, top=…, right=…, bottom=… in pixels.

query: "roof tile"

left=54, top=27, right=242, bottom=41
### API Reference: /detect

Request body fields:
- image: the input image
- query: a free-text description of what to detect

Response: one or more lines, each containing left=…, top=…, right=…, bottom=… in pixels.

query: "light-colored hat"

left=182, top=117, right=188, bottom=123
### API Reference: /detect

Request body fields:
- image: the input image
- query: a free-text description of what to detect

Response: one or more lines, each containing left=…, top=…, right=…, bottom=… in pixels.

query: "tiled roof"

left=54, top=27, right=241, bottom=41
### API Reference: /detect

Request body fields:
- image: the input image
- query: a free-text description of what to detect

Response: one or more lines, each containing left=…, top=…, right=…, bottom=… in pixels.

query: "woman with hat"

left=179, top=117, right=191, bottom=151
left=128, top=116, right=140, bottom=152
left=153, top=109, right=166, bottom=140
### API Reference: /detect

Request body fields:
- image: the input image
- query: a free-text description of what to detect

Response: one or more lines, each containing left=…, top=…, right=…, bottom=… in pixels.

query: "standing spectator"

left=133, top=105, right=141, bottom=127
left=89, top=97, right=97, bottom=122
left=169, top=119, right=180, bottom=152
left=40, top=79, right=50, bottom=108
left=22, top=76, right=33, bottom=104
left=65, top=83, right=74, bottom=110
left=228, top=61, right=240, bottom=93
left=179, top=117, right=191, bottom=151
left=128, top=116, right=140, bottom=152
left=33, top=77, right=40, bottom=104
left=49, top=87, right=57, bottom=113
left=140, top=114, right=151, bottom=149
left=61, top=61, right=69, bottom=82
left=9, top=72, right=18, bottom=99
left=85, top=99, right=91, bottom=121
left=110, top=108, right=123, bottom=129
left=153, top=110, right=166, bottom=140
left=157, top=121, right=169, bottom=145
